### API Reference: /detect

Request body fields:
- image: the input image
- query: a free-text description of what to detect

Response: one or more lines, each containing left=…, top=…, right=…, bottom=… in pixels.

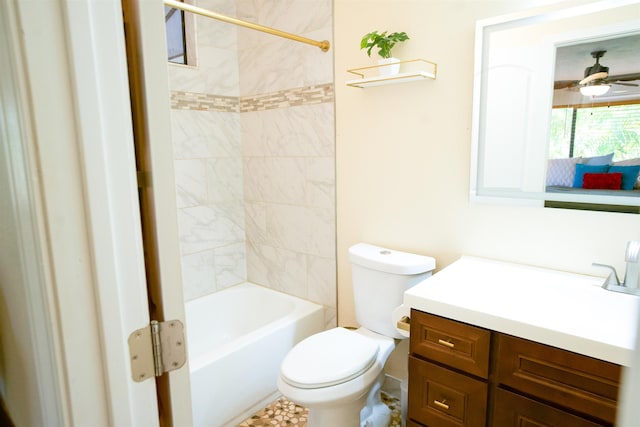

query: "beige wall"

left=335, top=0, right=640, bottom=328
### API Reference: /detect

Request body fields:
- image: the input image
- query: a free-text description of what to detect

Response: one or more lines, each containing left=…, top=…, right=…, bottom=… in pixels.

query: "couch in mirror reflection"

left=545, top=153, right=640, bottom=212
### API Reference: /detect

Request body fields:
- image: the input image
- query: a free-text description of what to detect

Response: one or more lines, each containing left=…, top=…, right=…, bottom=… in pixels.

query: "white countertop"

left=403, top=256, right=640, bottom=366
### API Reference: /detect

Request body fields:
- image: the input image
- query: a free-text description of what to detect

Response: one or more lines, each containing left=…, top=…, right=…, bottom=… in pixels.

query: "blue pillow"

left=573, top=164, right=609, bottom=188
left=608, top=165, right=640, bottom=190
left=584, top=153, right=614, bottom=165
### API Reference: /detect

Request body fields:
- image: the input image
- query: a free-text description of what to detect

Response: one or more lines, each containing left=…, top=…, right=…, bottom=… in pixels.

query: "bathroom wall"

left=237, top=0, right=337, bottom=327
left=169, top=0, right=336, bottom=327
left=168, top=0, right=246, bottom=302
left=335, top=0, right=640, bottom=327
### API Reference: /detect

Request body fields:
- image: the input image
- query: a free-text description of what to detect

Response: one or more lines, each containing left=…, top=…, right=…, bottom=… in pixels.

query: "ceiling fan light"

left=580, top=84, right=611, bottom=96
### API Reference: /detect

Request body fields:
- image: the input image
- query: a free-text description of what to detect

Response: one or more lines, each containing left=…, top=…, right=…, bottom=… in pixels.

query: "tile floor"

left=237, top=392, right=402, bottom=426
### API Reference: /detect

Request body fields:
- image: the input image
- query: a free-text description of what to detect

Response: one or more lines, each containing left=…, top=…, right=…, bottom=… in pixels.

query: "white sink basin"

left=403, top=256, right=640, bottom=366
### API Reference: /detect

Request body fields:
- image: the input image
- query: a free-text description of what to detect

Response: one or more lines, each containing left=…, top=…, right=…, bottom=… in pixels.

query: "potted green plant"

left=360, top=30, right=409, bottom=75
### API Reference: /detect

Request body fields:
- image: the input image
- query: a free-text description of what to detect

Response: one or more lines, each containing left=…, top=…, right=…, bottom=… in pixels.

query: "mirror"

left=470, top=0, right=640, bottom=212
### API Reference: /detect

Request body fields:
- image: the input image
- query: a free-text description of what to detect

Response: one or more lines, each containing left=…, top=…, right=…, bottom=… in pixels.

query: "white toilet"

left=277, top=243, right=436, bottom=427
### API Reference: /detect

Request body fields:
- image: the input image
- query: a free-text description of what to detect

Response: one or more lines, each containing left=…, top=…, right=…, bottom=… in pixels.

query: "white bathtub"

left=186, top=282, right=324, bottom=427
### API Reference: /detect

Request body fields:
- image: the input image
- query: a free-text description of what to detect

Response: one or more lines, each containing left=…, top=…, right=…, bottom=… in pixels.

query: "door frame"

left=2, top=0, right=190, bottom=425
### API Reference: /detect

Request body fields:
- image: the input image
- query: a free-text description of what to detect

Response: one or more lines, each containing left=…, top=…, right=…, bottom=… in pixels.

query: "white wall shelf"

left=346, top=58, right=437, bottom=88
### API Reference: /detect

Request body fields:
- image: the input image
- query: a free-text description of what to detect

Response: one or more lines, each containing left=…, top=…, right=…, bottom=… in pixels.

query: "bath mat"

left=237, top=392, right=402, bottom=426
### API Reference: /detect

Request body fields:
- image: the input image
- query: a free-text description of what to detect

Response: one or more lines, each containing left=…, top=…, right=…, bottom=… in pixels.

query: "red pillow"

left=582, top=172, right=622, bottom=190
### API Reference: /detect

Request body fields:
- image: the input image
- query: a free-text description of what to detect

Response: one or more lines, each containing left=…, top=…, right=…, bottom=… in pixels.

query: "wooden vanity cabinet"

left=408, top=311, right=490, bottom=427
left=407, top=309, right=621, bottom=427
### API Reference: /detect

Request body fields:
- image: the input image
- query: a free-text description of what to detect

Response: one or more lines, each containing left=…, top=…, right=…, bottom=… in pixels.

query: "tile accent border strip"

left=240, top=83, right=334, bottom=112
left=170, top=83, right=334, bottom=112
left=171, top=91, right=239, bottom=112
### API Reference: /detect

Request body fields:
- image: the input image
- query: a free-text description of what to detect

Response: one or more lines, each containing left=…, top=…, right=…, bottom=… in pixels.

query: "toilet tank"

left=349, top=243, right=436, bottom=339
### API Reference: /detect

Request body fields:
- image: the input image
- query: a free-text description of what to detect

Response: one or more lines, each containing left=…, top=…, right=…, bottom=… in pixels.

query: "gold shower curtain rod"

left=163, top=0, right=330, bottom=52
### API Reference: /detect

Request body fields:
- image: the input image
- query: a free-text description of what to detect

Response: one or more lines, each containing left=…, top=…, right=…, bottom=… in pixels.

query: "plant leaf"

left=360, top=30, right=409, bottom=58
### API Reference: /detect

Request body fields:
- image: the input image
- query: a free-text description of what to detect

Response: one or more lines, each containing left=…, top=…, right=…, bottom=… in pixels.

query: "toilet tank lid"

left=349, top=243, right=436, bottom=275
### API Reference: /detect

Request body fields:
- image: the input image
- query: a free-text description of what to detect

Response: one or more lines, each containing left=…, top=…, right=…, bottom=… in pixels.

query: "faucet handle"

left=592, top=262, right=621, bottom=288
left=625, top=241, right=640, bottom=262
left=624, top=241, right=640, bottom=289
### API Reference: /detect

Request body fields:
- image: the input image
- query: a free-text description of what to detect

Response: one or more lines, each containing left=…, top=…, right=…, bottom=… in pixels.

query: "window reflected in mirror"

left=549, top=104, right=640, bottom=159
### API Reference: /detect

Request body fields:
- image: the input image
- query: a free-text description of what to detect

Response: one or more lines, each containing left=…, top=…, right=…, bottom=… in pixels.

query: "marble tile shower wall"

left=168, top=0, right=336, bottom=328
left=169, top=0, right=245, bottom=302
left=237, top=0, right=336, bottom=328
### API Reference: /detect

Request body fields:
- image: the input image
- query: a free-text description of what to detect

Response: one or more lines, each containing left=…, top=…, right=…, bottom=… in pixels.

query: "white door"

left=0, top=0, right=192, bottom=425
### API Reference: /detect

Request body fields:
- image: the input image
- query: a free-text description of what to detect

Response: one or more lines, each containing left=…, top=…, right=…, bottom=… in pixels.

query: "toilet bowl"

left=277, top=243, right=436, bottom=427
left=277, top=327, right=395, bottom=427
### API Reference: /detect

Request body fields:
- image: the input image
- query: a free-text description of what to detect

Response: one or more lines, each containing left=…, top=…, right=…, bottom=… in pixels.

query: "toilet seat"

left=280, top=328, right=379, bottom=389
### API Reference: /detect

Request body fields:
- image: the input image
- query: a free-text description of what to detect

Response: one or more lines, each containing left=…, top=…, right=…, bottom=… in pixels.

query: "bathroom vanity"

left=402, top=257, right=639, bottom=426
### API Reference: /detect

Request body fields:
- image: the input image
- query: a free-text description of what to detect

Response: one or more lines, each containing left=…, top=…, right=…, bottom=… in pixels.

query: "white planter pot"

left=377, top=58, right=401, bottom=76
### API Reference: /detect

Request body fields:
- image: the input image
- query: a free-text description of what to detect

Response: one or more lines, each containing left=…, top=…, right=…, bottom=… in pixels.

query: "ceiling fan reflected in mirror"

left=579, top=50, right=610, bottom=95
left=554, top=50, right=640, bottom=96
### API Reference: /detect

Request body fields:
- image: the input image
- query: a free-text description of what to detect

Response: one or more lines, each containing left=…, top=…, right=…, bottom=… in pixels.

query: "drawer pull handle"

left=438, top=338, right=455, bottom=348
left=433, top=399, right=450, bottom=410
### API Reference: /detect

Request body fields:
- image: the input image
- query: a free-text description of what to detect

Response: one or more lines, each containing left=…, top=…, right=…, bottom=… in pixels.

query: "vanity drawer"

left=410, top=309, right=491, bottom=378
left=408, top=356, right=487, bottom=427
left=492, top=387, right=606, bottom=427
left=495, top=334, right=620, bottom=424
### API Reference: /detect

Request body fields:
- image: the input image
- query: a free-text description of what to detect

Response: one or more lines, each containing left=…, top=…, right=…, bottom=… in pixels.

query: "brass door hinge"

left=128, top=320, right=186, bottom=382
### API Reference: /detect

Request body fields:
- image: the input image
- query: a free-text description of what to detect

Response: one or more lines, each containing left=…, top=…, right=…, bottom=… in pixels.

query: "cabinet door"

left=493, top=388, right=606, bottom=427
left=408, top=356, right=487, bottom=427
left=496, top=334, right=620, bottom=424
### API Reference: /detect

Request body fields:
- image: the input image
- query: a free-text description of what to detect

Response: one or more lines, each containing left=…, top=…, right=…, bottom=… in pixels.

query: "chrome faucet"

left=592, top=240, right=640, bottom=296
left=592, top=262, right=620, bottom=287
